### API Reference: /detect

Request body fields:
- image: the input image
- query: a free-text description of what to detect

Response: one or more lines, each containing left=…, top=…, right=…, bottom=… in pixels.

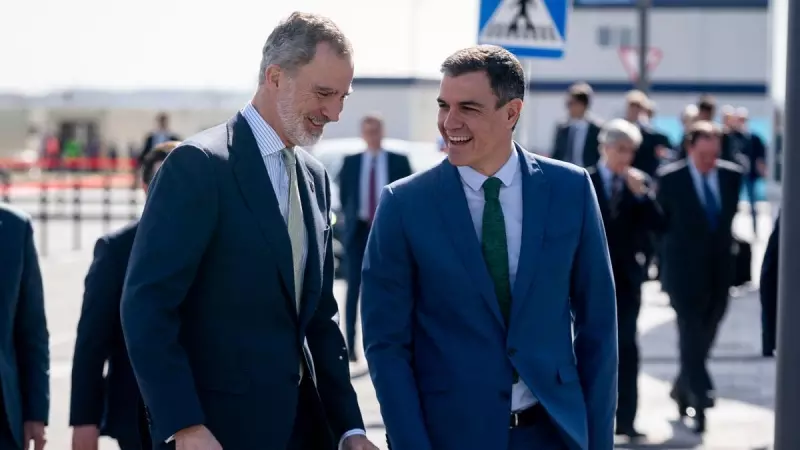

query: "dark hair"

left=142, top=141, right=179, bottom=185
left=440, top=45, right=525, bottom=108
left=697, top=94, right=716, bottom=114
left=567, top=82, right=593, bottom=107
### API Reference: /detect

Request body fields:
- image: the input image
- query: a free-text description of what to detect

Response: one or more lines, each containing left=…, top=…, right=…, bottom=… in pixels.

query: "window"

left=596, top=25, right=636, bottom=48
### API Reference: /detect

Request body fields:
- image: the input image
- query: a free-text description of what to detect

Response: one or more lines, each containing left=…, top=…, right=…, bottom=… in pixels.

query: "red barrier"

left=0, top=157, right=138, bottom=171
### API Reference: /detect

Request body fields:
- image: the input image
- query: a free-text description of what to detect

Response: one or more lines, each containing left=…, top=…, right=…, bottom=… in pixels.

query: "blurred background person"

left=588, top=119, right=664, bottom=441
left=137, top=113, right=180, bottom=168
left=729, top=106, right=767, bottom=237
left=676, top=104, right=700, bottom=159
left=337, top=114, right=412, bottom=361
left=549, top=82, right=602, bottom=167
left=656, top=121, right=743, bottom=434
left=69, top=141, right=178, bottom=450
left=760, top=212, right=780, bottom=357
left=0, top=203, right=49, bottom=450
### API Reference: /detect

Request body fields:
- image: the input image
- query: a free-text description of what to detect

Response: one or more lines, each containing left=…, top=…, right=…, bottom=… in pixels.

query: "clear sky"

left=0, top=0, right=480, bottom=94
left=0, top=0, right=786, bottom=97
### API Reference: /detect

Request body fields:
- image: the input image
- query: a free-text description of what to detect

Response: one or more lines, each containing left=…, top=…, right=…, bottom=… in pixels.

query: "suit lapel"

left=511, top=146, right=549, bottom=315
left=227, top=114, right=296, bottom=315
left=589, top=168, right=610, bottom=220
left=435, top=160, right=505, bottom=328
left=294, top=151, right=326, bottom=329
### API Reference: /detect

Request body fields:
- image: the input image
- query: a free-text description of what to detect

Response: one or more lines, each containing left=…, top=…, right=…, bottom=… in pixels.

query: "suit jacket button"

left=500, top=391, right=511, bottom=400
left=291, top=374, right=301, bottom=384
left=507, top=348, right=517, bottom=356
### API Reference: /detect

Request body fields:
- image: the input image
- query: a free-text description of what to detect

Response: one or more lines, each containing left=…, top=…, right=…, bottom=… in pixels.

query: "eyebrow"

left=436, top=97, right=485, bottom=108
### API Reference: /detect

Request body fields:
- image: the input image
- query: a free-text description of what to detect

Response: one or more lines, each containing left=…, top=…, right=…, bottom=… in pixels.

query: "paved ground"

left=23, top=193, right=778, bottom=449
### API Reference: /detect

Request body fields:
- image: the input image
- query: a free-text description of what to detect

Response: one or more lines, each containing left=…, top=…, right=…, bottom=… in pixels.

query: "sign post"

left=477, top=0, right=570, bottom=149
left=774, top=0, right=800, bottom=448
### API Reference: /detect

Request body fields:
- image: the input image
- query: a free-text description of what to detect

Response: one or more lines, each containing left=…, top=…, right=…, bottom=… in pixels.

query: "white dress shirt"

left=456, top=146, right=538, bottom=412
left=358, top=150, right=388, bottom=221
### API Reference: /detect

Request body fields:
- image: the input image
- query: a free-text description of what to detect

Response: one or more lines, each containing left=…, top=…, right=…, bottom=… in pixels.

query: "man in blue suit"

left=70, top=140, right=178, bottom=450
left=361, top=45, right=618, bottom=450
left=0, top=203, right=49, bottom=450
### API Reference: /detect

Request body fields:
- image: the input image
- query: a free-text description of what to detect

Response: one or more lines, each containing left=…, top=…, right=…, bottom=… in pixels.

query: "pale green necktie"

left=282, top=148, right=306, bottom=383
left=281, top=147, right=305, bottom=311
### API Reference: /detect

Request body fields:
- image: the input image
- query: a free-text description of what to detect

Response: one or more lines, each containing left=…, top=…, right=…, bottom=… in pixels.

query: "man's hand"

left=71, top=425, right=99, bottom=450
left=24, top=421, right=46, bottom=450
left=625, top=167, right=650, bottom=196
left=175, top=425, right=222, bottom=450
left=342, top=434, right=380, bottom=450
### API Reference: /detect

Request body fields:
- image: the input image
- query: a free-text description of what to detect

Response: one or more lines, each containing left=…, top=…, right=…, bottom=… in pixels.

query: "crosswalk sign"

left=477, top=0, right=570, bottom=59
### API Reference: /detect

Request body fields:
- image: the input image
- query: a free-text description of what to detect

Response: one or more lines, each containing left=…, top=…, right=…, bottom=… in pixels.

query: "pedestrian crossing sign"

left=477, top=0, right=570, bottom=59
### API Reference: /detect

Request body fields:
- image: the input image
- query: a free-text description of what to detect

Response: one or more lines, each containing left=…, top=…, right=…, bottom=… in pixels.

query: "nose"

left=323, top=98, right=343, bottom=123
left=442, top=109, right=464, bottom=131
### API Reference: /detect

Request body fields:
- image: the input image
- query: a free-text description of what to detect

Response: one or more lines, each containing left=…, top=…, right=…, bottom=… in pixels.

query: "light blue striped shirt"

left=240, top=103, right=308, bottom=287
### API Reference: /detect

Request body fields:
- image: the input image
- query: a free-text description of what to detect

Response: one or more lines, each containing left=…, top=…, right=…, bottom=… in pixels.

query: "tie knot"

left=281, top=147, right=296, bottom=167
left=483, top=177, right=502, bottom=201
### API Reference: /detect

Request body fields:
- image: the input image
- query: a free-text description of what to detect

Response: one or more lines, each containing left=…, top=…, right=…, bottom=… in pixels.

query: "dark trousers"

left=287, top=377, right=335, bottom=450
left=672, top=287, right=729, bottom=406
left=744, top=176, right=758, bottom=235
left=508, top=412, right=567, bottom=450
left=0, top=389, right=19, bottom=450
left=616, top=291, right=642, bottom=429
left=761, top=295, right=778, bottom=355
left=345, top=220, right=371, bottom=357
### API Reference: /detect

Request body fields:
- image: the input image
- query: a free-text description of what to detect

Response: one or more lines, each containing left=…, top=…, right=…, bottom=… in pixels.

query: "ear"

left=265, top=64, right=282, bottom=89
left=505, top=98, right=524, bottom=130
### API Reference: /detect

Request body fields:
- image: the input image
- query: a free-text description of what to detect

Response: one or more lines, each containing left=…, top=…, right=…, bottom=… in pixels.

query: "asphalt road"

left=12, top=187, right=778, bottom=449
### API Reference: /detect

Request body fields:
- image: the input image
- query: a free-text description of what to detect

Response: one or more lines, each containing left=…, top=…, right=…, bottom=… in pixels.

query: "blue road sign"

left=477, top=0, right=570, bottom=59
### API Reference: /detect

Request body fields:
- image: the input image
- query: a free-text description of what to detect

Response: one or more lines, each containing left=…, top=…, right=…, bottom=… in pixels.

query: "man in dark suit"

left=337, top=114, right=412, bottom=361
left=120, top=12, right=376, bottom=450
left=138, top=113, right=180, bottom=167
left=656, top=121, right=743, bottom=433
left=0, top=203, right=49, bottom=450
left=587, top=119, right=664, bottom=440
left=362, top=45, right=617, bottom=450
left=760, top=213, right=780, bottom=357
left=550, top=82, right=602, bottom=168
left=70, top=140, right=179, bottom=450
left=622, top=91, right=670, bottom=178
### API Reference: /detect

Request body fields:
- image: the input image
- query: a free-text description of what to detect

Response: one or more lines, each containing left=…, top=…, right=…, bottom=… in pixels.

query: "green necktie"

left=481, top=177, right=517, bottom=382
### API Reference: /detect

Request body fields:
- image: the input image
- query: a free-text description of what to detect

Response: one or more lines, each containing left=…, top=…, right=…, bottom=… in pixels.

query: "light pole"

left=636, top=0, right=651, bottom=92
left=774, top=0, right=800, bottom=448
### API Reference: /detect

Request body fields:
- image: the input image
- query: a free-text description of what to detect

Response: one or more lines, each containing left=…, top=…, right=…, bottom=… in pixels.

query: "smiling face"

left=267, top=42, right=354, bottom=147
left=437, top=71, right=522, bottom=175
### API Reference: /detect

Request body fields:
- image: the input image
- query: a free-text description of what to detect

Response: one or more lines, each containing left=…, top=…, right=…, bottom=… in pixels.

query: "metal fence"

left=0, top=157, right=143, bottom=256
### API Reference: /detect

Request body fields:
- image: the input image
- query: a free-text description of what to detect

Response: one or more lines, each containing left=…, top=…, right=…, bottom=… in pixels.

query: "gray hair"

left=258, top=12, right=353, bottom=84
left=681, top=104, right=699, bottom=122
left=599, top=118, right=643, bottom=148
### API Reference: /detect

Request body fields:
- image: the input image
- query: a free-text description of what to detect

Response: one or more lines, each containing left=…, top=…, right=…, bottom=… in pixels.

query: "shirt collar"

left=687, top=156, right=717, bottom=180
left=457, top=145, right=518, bottom=193
left=240, top=103, right=286, bottom=157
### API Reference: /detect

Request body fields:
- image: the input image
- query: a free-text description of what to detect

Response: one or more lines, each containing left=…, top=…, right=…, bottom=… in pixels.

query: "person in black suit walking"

left=550, top=82, right=602, bottom=168
left=656, top=121, right=743, bottom=433
left=760, top=213, right=780, bottom=357
left=70, top=140, right=178, bottom=450
left=337, top=114, right=412, bottom=361
left=0, top=203, right=49, bottom=450
left=138, top=113, right=180, bottom=167
left=587, top=119, right=664, bottom=440
left=120, top=12, right=376, bottom=450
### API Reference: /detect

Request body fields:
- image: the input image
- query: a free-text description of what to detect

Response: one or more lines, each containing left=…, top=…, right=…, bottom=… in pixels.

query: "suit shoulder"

left=0, top=203, right=32, bottom=227
left=533, top=154, right=588, bottom=180
left=716, top=159, right=744, bottom=174
left=656, top=159, right=687, bottom=179
left=386, top=159, right=441, bottom=194
left=103, top=221, right=139, bottom=245
left=180, top=123, right=229, bottom=156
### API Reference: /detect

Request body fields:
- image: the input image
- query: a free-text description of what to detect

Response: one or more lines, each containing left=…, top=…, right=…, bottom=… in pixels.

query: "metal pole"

left=636, top=0, right=651, bottom=92
left=774, top=0, right=800, bottom=448
left=515, top=59, right=534, bottom=149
